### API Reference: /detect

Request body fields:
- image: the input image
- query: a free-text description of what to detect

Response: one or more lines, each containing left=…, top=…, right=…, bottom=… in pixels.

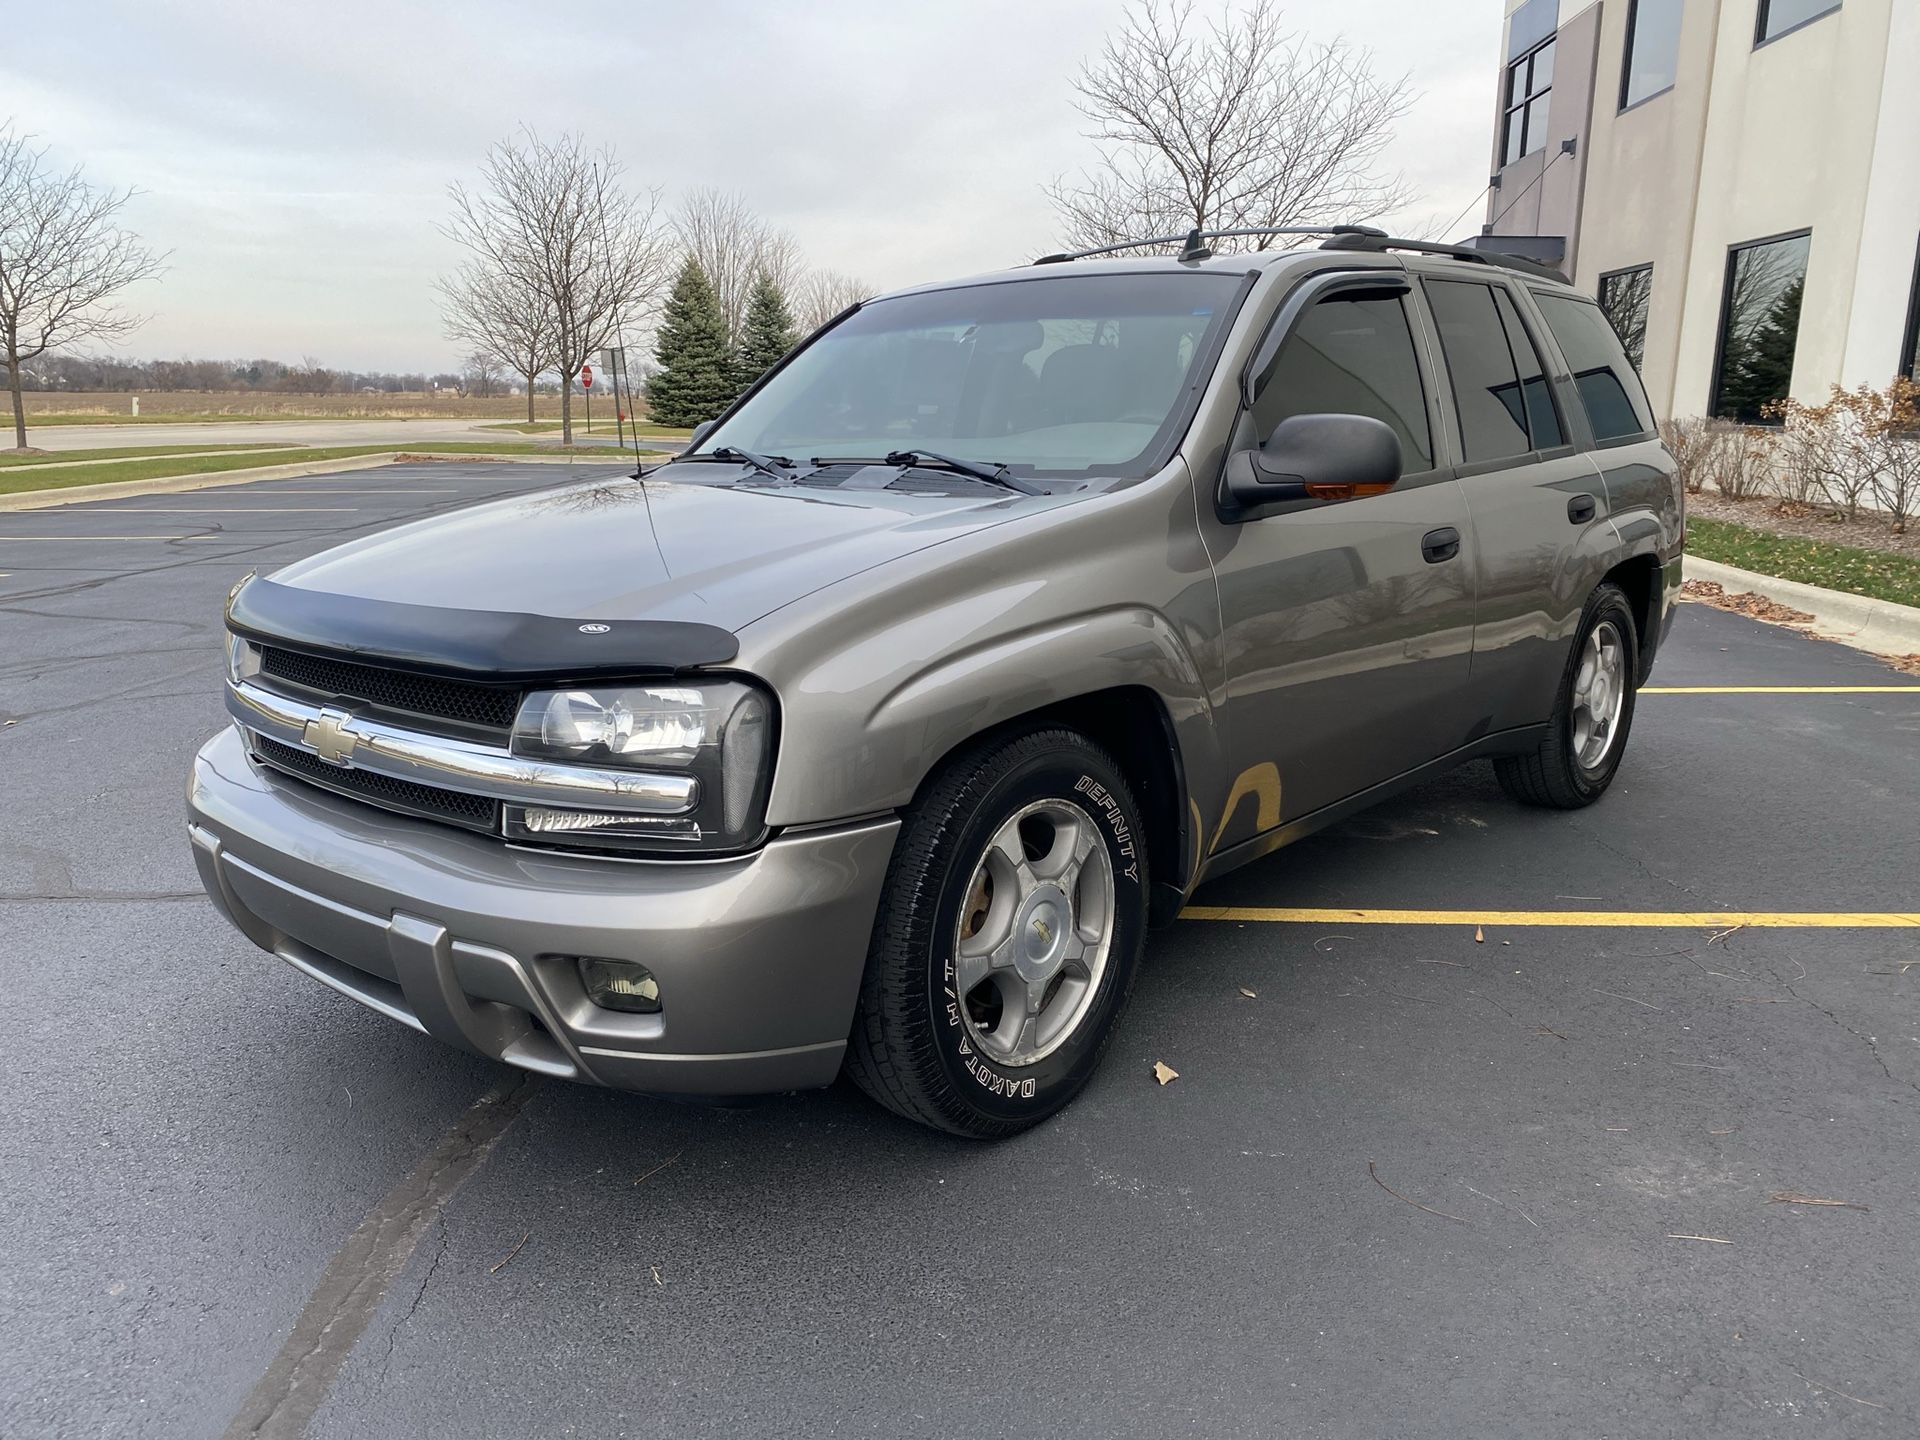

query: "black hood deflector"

left=227, top=575, right=739, bottom=680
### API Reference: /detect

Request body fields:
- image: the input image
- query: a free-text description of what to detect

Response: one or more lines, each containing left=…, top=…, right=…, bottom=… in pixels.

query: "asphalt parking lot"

left=3, top=461, right=1917, bottom=1439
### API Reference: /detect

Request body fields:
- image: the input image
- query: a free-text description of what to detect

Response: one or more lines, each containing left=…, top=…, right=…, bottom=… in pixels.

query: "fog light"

left=578, top=957, right=661, bottom=1013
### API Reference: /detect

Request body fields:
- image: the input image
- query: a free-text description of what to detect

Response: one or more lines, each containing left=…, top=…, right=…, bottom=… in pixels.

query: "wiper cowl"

left=682, top=446, right=799, bottom=482
left=881, top=450, right=1046, bottom=496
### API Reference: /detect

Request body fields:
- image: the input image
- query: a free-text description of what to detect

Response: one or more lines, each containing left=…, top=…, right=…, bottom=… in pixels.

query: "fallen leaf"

left=1152, top=1060, right=1179, bottom=1085
left=1238, top=986, right=1257, bottom=999
left=1768, top=1191, right=1869, bottom=1212
left=1474, top=925, right=1484, bottom=943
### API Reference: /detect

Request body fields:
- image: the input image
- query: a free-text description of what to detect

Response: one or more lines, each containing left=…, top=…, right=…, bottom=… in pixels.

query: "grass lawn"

left=482, top=419, right=692, bottom=439
left=0, top=443, right=662, bottom=497
left=1688, top=517, right=1920, bottom=609
left=0, top=443, right=297, bottom=468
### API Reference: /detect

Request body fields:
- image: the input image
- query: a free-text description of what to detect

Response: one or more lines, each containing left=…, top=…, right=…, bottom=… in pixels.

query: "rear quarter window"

left=1532, top=292, right=1656, bottom=441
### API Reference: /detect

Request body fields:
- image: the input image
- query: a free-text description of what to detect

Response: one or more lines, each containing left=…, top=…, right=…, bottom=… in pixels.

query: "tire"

left=845, top=727, right=1149, bottom=1138
left=1494, top=582, right=1640, bottom=810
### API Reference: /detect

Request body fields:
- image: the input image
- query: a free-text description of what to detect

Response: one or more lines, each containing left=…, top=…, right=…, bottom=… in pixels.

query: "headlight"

left=506, top=680, right=773, bottom=854
left=225, top=633, right=261, bottom=685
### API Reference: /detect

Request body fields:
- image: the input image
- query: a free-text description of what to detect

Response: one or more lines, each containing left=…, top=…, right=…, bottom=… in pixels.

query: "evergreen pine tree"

left=732, top=271, right=799, bottom=394
left=647, top=259, right=735, bottom=427
left=1717, top=276, right=1804, bottom=424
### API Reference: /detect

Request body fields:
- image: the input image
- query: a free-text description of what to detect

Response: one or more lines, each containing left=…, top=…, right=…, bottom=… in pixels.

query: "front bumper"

left=188, top=726, right=898, bottom=1096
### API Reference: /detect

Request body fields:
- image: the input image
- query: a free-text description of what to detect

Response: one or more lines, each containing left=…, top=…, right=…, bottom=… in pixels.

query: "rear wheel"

left=1494, top=583, right=1639, bottom=809
left=845, top=727, right=1148, bottom=1138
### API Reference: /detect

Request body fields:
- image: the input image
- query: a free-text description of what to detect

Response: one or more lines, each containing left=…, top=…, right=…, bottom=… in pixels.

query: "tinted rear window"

left=1424, top=279, right=1532, bottom=463
left=1493, top=287, right=1566, bottom=450
left=1534, top=292, right=1656, bottom=440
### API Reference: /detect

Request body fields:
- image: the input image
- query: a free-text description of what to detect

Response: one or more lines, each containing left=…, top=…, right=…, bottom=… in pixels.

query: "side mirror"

left=1222, top=413, right=1403, bottom=515
left=688, top=420, right=716, bottom=451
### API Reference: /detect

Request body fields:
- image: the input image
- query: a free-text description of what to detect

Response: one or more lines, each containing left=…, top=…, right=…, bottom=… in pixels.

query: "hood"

left=271, top=469, right=1056, bottom=634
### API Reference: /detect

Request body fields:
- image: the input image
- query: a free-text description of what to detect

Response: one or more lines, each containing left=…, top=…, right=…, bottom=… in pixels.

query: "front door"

left=1198, top=280, right=1478, bottom=858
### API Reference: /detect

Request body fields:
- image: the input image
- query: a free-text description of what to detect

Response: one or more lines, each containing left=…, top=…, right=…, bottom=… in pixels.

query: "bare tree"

left=1045, top=0, right=1415, bottom=255
left=461, top=349, right=504, bottom=399
left=795, top=269, right=874, bottom=333
left=674, top=187, right=805, bottom=345
left=443, top=130, right=673, bottom=443
left=438, top=259, right=554, bottom=422
left=0, top=124, right=165, bottom=448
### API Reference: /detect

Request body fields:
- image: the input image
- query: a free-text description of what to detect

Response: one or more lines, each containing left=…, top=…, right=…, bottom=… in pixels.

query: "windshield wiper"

left=685, top=445, right=797, bottom=482
left=879, top=449, right=1046, bottom=496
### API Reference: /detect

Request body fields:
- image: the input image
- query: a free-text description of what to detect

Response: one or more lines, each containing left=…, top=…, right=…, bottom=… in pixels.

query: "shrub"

left=1698, top=418, right=1775, bottom=500
left=1660, top=415, right=1713, bottom=494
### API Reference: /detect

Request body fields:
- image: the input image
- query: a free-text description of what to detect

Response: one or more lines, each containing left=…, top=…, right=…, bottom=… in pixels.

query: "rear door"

left=1415, top=271, right=1605, bottom=735
left=1199, top=272, right=1478, bottom=852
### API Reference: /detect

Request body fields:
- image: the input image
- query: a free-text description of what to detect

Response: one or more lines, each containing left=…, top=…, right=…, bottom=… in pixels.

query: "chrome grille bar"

left=226, top=680, right=699, bottom=815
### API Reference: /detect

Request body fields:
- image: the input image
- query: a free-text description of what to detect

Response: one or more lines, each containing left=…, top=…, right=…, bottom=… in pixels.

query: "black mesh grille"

left=259, top=646, right=520, bottom=731
left=254, top=735, right=499, bottom=831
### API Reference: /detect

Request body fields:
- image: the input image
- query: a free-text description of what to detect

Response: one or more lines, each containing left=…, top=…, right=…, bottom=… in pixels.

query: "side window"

left=1251, top=292, right=1433, bottom=471
left=1493, top=287, right=1566, bottom=450
left=1424, top=279, right=1535, bottom=462
left=1533, top=292, right=1657, bottom=441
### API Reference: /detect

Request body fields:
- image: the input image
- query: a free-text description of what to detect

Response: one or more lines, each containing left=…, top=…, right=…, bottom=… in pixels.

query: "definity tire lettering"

left=1074, top=775, right=1140, bottom=884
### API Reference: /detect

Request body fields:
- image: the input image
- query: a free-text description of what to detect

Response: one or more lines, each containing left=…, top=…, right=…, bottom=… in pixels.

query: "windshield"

left=701, top=272, right=1245, bottom=479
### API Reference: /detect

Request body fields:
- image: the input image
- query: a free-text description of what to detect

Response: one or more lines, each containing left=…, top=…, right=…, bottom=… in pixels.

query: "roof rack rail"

left=1033, top=224, right=1387, bottom=266
left=1317, top=233, right=1568, bottom=283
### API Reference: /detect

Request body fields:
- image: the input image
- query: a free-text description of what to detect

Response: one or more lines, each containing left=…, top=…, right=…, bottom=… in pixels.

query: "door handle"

left=1421, top=527, right=1461, bottom=564
left=1567, top=493, right=1597, bottom=524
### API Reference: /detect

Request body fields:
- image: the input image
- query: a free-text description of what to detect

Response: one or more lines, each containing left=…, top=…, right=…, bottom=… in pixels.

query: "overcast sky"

left=5, top=0, right=1501, bottom=372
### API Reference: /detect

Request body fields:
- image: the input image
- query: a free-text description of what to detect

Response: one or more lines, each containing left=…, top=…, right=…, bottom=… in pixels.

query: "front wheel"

left=845, top=728, right=1148, bottom=1138
left=1494, top=582, right=1640, bottom=809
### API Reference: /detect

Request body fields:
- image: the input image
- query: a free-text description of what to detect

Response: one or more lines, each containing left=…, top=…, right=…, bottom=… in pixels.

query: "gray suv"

left=189, top=228, right=1681, bottom=1138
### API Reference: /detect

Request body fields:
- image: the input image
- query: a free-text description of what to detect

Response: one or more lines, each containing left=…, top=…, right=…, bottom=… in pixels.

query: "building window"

left=1597, top=265, right=1654, bottom=370
left=1710, top=231, right=1812, bottom=423
left=1621, top=0, right=1684, bottom=109
left=1502, top=39, right=1556, bottom=167
left=1903, top=236, right=1920, bottom=383
left=1756, top=0, right=1840, bottom=45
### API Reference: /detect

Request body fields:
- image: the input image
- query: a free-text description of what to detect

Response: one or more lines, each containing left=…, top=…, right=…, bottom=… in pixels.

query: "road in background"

left=17, top=416, right=631, bottom=451
left=2, top=462, right=1916, bottom=1438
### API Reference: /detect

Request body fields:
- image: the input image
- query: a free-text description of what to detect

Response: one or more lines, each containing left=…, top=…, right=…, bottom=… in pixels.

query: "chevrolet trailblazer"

left=189, top=226, right=1681, bottom=1137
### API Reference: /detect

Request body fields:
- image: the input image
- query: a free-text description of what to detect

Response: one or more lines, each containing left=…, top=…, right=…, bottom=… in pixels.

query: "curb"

left=1682, top=554, right=1920, bottom=658
left=0, top=451, right=643, bottom=512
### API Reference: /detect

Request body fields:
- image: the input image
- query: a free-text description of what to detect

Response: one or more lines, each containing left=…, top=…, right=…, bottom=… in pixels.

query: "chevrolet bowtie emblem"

left=1032, top=918, right=1053, bottom=945
left=303, top=708, right=362, bottom=766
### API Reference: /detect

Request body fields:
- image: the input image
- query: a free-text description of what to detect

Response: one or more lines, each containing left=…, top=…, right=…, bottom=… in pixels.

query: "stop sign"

left=580, top=363, right=594, bottom=389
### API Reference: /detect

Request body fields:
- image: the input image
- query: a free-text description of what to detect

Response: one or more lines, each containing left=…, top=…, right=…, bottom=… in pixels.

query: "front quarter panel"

left=735, top=466, right=1226, bottom=866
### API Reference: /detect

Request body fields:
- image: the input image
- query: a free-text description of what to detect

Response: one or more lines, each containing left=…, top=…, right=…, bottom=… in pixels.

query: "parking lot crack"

left=219, top=1074, right=535, bottom=1439
left=1774, top=971, right=1920, bottom=1102
left=1569, top=819, right=1710, bottom=905
left=377, top=1214, right=449, bottom=1385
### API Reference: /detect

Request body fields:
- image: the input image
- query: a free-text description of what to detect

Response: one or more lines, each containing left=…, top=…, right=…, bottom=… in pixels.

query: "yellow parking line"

left=1182, top=907, right=1920, bottom=927
left=1643, top=685, right=1919, bottom=694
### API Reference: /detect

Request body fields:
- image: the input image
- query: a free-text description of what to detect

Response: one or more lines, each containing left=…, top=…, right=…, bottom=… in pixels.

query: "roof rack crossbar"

left=1033, top=223, right=1387, bottom=266
left=1317, top=233, right=1568, bottom=283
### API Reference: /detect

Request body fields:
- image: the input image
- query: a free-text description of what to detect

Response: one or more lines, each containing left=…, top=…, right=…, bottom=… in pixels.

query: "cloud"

left=2, top=0, right=1497, bottom=369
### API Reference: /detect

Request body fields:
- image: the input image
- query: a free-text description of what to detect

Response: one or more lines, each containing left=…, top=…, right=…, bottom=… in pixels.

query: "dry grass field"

left=16, top=391, right=647, bottom=423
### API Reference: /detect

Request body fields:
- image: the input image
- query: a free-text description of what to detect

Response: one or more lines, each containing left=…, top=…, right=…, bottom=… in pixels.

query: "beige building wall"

left=1485, top=0, right=1919, bottom=421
